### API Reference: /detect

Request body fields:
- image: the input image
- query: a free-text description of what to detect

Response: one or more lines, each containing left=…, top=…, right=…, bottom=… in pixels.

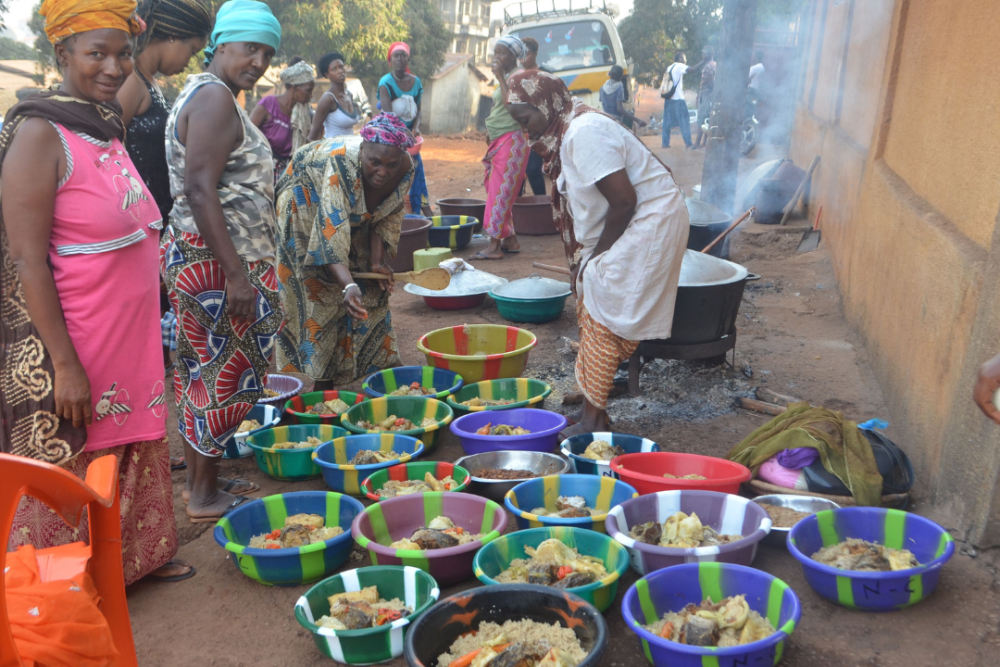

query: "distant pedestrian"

left=600, top=65, right=646, bottom=128
left=310, top=52, right=361, bottom=140
left=693, top=47, right=716, bottom=149
left=748, top=49, right=765, bottom=93
left=250, top=59, right=315, bottom=180
left=659, top=51, right=708, bottom=149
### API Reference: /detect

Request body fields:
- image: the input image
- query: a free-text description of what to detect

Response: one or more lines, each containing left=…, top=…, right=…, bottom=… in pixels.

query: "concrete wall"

left=790, top=0, right=1000, bottom=545
left=423, top=62, right=482, bottom=135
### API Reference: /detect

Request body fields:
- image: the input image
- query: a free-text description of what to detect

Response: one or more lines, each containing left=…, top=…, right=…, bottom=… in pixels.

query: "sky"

left=2, top=0, right=637, bottom=44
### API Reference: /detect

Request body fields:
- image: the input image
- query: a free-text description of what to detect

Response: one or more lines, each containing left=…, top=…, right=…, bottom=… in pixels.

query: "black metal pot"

left=667, top=272, right=760, bottom=344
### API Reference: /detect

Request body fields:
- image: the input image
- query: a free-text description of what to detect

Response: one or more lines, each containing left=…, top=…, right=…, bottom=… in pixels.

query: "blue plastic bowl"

left=212, top=491, right=364, bottom=586
left=312, top=434, right=426, bottom=496
left=622, top=562, right=801, bottom=667
left=561, top=432, right=660, bottom=478
left=427, top=215, right=478, bottom=250
left=245, top=424, right=347, bottom=481
left=787, top=507, right=955, bottom=611
left=504, top=474, right=638, bottom=533
left=450, top=408, right=568, bottom=456
left=361, top=365, right=463, bottom=400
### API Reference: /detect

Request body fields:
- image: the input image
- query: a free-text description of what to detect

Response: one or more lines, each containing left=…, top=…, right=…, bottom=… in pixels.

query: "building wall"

left=423, top=63, right=481, bottom=134
left=790, top=0, right=1000, bottom=545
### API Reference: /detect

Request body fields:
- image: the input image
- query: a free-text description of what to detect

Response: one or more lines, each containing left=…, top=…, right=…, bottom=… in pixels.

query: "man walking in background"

left=693, top=47, right=716, bottom=149
left=660, top=51, right=708, bottom=149
left=748, top=49, right=766, bottom=94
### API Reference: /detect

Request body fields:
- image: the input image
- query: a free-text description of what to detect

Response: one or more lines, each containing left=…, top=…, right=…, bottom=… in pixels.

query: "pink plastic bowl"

left=408, top=136, right=424, bottom=156
left=610, top=452, right=752, bottom=496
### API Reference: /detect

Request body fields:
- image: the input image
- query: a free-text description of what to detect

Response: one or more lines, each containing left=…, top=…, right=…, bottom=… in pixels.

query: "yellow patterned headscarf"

left=40, top=0, right=146, bottom=44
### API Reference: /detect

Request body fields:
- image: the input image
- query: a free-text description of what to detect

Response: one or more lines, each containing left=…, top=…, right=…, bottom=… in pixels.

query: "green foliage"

left=0, top=36, right=35, bottom=60
left=29, top=0, right=55, bottom=80
left=269, top=0, right=346, bottom=64
left=619, top=0, right=723, bottom=87
left=401, top=0, right=448, bottom=83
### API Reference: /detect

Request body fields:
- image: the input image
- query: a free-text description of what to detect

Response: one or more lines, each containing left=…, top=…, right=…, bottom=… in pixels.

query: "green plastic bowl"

left=245, top=425, right=347, bottom=481
left=341, top=396, right=453, bottom=451
left=473, top=526, right=629, bottom=612
left=361, top=461, right=471, bottom=501
left=294, top=565, right=440, bottom=664
left=490, top=292, right=570, bottom=324
left=285, top=390, right=368, bottom=426
left=446, top=378, right=553, bottom=415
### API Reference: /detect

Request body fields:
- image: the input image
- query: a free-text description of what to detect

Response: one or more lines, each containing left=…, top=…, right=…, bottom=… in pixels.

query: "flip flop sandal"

left=221, top=478, right=259, bottom=496
left=148, top=561, right=197, bottom=583
left=170, top=457, right=187, bottom=471
left=470, top=252, right=504, bottom=261
left=189, top=496, right=250, bottom=524
left=501, top=247, right=521, bottom=254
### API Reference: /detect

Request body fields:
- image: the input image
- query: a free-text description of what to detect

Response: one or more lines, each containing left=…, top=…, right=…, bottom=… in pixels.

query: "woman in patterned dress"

left=274, top=113, right=414, bottom=390
left=160, top=0, right=282, bottom=523
left=1, top=0, right=189, bottom=584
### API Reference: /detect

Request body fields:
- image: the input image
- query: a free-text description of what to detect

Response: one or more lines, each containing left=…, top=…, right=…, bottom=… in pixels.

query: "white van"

left=503, top=0, right=629, bottom=109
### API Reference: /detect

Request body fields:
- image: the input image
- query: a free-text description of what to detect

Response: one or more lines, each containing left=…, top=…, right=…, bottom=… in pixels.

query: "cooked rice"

left=436, top=619, right=587, bottom=666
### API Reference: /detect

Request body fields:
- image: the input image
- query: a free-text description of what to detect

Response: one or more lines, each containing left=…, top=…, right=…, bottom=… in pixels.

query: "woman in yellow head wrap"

left=2, top=0, right=194, bottom=585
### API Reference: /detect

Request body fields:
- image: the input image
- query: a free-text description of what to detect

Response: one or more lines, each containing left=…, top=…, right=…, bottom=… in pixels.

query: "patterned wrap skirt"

left=8, top=438, right=177, bottom=586
left=575, top=302, right=639, bottom=410
left=160, top=227, right=282, bottom=456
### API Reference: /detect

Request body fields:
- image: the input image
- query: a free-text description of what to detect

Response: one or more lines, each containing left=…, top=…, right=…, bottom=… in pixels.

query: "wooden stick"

left=754, top=388, right=801, bottom=407
left=737, top=397, right=787, bottom=416
left=701, top=207, right=755, bottom=254
left=532, top=262, right=572, bottom=276
left=779, top=155, right=820, bottom=226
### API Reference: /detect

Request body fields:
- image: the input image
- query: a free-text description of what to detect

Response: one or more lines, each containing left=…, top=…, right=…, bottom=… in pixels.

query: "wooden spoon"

left=352, top=267, right=451, bottom=291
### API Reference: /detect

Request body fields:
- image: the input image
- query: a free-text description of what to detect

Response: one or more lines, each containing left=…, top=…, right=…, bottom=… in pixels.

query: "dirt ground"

left=125, top=137, right=1000, bottom=666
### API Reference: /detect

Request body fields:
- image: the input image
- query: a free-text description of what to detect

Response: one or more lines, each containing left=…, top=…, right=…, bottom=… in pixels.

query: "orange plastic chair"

left=0, top=452, right=138, bottom=667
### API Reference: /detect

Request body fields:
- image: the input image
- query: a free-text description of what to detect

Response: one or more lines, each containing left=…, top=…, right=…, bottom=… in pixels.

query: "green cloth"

left=486, top=72, right=523, bottom=142
left=726, top=402, right=883, bottom=506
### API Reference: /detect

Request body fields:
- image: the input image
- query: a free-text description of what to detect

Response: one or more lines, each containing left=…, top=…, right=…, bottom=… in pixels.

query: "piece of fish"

left=630, top=521, right=663, bottom=545
left=328, top=601, right=375, bottom=630
left=681, top=615, right=718, bottom=646
left=526, top=562, right=558, bottom=586
left=279, top=524, right=312, bottom=548
left=490, top=641, right=551, bottom=667
left=555, top=495, right=587, bottom=512
left=409, top=528, right=459, bottom=550
left=553, top=572, right=597, bottom=589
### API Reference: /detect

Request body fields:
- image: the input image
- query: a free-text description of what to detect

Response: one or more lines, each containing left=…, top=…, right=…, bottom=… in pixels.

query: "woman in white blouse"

left=507, top=71, right=690, bottom=437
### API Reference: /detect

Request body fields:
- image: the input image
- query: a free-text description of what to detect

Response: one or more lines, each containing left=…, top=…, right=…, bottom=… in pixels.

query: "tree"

left=29, top=0, right=55, bottom=83
left=401, top=0, right=448, bottom=83
left=270, top=0, right=346, bottom=64
left=618, top=0, right=723, bottom=87
left=0, top=36, right=36, bottom=60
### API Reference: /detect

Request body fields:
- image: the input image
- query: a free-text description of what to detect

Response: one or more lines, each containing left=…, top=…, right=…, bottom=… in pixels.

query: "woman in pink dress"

left=0, top=0, right=191, bottom=583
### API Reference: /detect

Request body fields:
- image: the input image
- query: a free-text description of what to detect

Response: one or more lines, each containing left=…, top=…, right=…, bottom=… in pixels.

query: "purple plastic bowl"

left=258, top=374, right=304, bottom=406
left=450, top=408, right=569, bottom=455
left=605, top=490, right=772, bottom=575
left=351, top=491, right=507, bottom=587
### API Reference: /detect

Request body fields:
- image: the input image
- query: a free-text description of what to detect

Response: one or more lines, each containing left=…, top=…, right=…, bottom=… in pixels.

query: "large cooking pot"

left=666, top=250, right=759, bottom=344
left=685, top=198, right=732, bottom=259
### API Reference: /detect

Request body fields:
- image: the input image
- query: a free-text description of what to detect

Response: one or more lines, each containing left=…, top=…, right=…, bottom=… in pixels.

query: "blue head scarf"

left=204, top=0, right=281, bottom=65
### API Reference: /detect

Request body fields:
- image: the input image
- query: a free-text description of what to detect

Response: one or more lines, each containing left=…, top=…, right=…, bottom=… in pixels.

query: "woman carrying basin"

left=506, top=71, right=689, bottom=437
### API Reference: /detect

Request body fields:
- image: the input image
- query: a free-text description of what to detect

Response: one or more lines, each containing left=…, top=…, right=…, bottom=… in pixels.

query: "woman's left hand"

left=372, top=263, right=395, bottom=293
left=974, top=352, right=1000, bottom=424
left=491, top=60, right=505, bottom=81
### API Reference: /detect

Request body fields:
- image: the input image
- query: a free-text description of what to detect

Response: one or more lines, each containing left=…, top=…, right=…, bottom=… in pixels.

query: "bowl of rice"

left=285, top=390, right=368, bottom=426
left=223, top=404, right=281, bottom=459
left=361, top=365, right=464, bottom=400
left=445, top=378, right=553, bottom=416
left=212, top=490, right=364, bottom=586
left=312, top=434, right=426, bottom=496
left=560, top=432, right=660, bottom=478
left=341, top=396, right=454, bottom=451
left=622, top=562, right=801, bottom=667
left=294, top=565, right=440, bottom=664
left=473, top=526, right=629, bottom=612
left=245, top=424, right=347, bottom=481
left=404, top=585, right=608, bottom=667
left=360, top=461, right=470, bottom=501
left=504, top=474, right=638, bottom=533
left=351, top=491, right=506, bottom=587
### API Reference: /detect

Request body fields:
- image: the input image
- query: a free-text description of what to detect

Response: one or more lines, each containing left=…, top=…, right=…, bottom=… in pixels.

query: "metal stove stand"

left=626, top=328, right=737, bottom=397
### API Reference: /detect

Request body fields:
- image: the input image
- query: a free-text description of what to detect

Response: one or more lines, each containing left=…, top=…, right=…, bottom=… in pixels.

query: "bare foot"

left=566, top=407, right=585, bottom=424
left=186, top=489, right=239, bottom=520
left=182, top=477, right=258, bottom=503
left=501, top=238, right=521, bottom=252
left=147, top=559, right=194, bottom=581
left=470, top=250, right=504, bottom=260
left=560, top=421, right=599, bottom=439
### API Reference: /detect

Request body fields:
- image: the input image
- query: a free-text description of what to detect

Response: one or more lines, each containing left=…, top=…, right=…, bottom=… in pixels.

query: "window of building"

left=459, top=1, right=470, bottom=16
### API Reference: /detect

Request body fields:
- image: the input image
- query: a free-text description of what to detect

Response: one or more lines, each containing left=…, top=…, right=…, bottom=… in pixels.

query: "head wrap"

left=495, top=35, right=526, bottom=59
left=506, top=70, right=608, bottom=269
left=360, top=113, right=414, bottom=150
left=387, top=41, right=409, bottom=61
left=40, top=0, right=145, bottom=44
left=280, top=60, right=314, bottom=87
left=204, top=0, right=280, bottom=65
left=135, top=0, right=213, bottom=53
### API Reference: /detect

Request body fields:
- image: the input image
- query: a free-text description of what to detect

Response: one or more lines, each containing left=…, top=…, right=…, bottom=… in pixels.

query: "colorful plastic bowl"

left=361, top=366, right=464, bottom=401
left=417, top=324, right=537, bottom=383
left=605, top=490, right=772, bottom=575
left=284, top=390, right=368, bottom=426
left=622, top=562, right=801, bottom=667
left=294, top=565, right=439, bottom=665
left=610, top=452, right=752, bottom=495
left=340, top=396, right=453, bottom=451
left=404, top=585, right=608, bottom=667
left=427, top=215, right=478, bottom=250
left=212, top=491, right=364, bottom=586
left=312, top=434, right=425, bottom=496
left=361, top=461, right=470, bottom=501
left=787, top=507, right=955, bottom=611
left=445, top=378, right=553, bottom=415
left=505, top=474, right=639, bottom=533
left=351, top=491, right=507, bottom=586
left=450, top=408, right=568, bottom=456
left=224, top=404, right=281, bottom=459
left=258, top=373, right=303, bottom=405
left=245, top=424, right=346, bottom=481
left=561, top=432, right=660, bottom=478
left=473, top=526, right=629, bottom=612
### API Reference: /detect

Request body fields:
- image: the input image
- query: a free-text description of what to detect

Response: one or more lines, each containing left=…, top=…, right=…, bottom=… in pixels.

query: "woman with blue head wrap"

left=160, top=0, right=285, bottom=521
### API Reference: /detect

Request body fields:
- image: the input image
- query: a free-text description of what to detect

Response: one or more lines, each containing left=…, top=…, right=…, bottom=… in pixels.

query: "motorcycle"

left=700, top=89, right=760, bottom=156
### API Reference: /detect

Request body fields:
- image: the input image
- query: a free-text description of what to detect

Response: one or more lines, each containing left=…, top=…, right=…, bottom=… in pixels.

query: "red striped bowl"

left=416, top=324, right=537, bottom=383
